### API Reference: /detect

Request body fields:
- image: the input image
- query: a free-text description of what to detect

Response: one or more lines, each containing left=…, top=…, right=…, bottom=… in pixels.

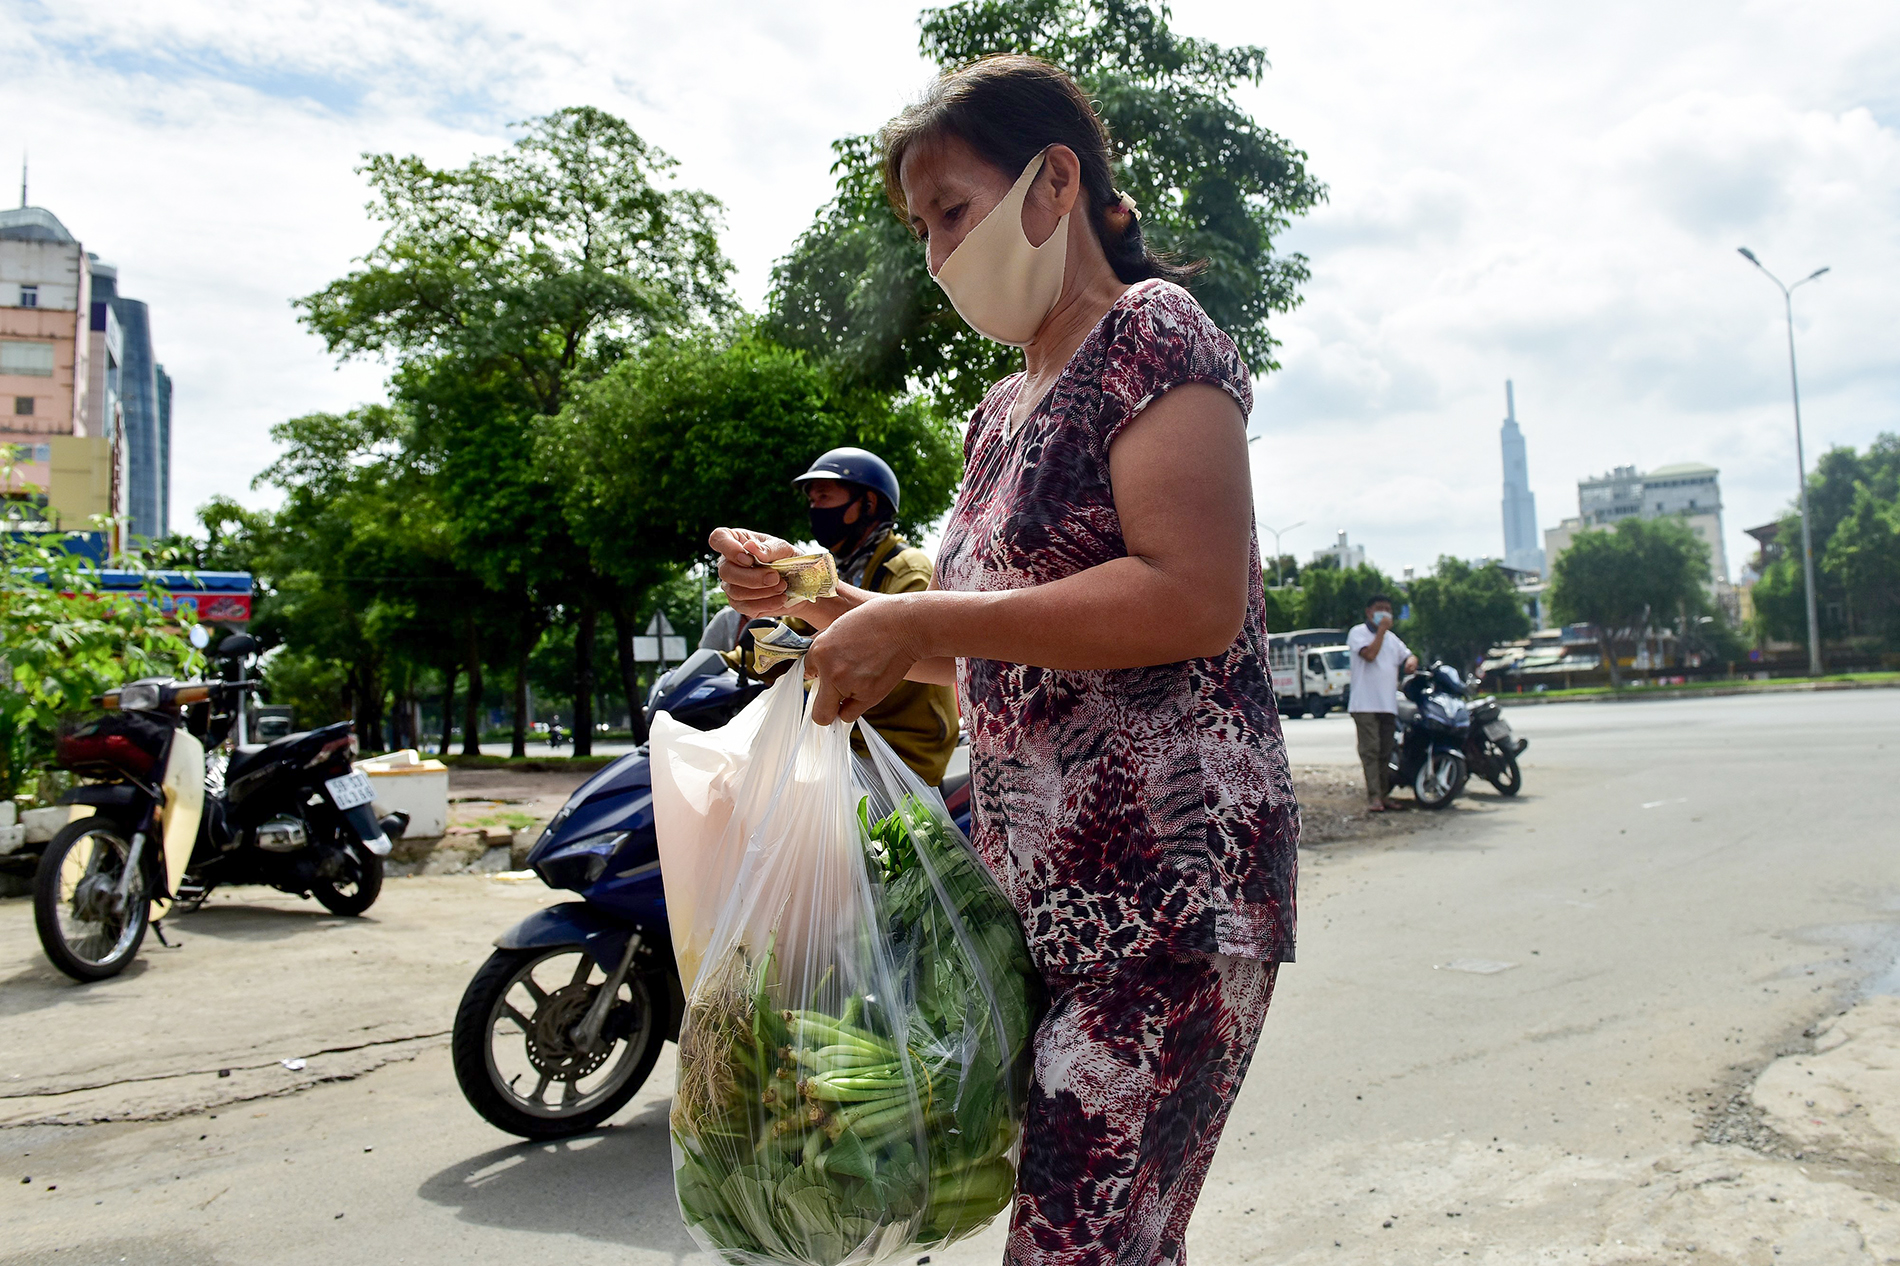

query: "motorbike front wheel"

left=1414, top=750, right=1466, bottom=810
left=452, top=945, right=664, bottom=1139
left=33, top=818, right=149, bottom=982
left=1487, top=751, right=1523, bottom=797
left=311, top=841, right=384, bottom=916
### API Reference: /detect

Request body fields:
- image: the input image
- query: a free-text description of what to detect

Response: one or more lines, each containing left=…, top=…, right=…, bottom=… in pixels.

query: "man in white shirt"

left=1346, top=594, right=1419, bottom=811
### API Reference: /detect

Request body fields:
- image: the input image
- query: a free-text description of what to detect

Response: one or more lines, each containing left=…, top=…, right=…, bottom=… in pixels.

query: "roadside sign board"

left=633, top=635, right=689, bottom=663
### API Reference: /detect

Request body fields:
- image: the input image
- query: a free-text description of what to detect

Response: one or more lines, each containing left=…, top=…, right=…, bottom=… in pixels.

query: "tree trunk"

left=355, top=661, right=385, bottom=753
left=573, top=601, right=597, bottom=758
left=438, top=663, right=457, bottom=756
left=612, top=604, right=647, bottom=744
left=511, top=634, right=531, bottom=760
left=1598, top=628, right=1621, bottom=688
left=461, top=619, right=484, bottom=757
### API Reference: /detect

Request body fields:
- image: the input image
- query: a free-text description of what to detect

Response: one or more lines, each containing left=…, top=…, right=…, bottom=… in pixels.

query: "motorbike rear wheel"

left=1487, top=751, right=1523, bottom=797
left=34, top=818, right=149, bottom=982
left=1414, top=751, right=1466, bottom=810
left=311, top=841, right=384, bottom=916
left=452, top=945, right=664, bottom=1139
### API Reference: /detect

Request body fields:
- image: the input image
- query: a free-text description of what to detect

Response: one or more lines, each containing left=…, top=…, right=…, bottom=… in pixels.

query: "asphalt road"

left=3, top=690, right=1898, bottom=1264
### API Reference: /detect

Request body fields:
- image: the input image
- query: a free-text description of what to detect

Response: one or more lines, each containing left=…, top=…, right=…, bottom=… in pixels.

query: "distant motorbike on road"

left=452, top=643, right=975, bottom=1139
left=1389, top=663, right=1473, bottom=810
left=1463, top=693, right=1528, bottom=796
left=33, top=632, right=408, bottom=982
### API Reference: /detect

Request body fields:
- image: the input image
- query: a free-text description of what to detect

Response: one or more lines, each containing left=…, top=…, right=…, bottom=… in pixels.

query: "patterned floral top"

left=936, top=279, right=1299, bottom=974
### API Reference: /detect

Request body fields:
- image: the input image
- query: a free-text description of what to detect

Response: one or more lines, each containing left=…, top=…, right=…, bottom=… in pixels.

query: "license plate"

left=325, top=770, right=376, bottom=810
left=1483, top=720, right=1512, bottom=742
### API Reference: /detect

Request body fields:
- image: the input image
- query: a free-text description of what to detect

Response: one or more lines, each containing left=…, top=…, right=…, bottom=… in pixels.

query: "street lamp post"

left=1262, top=521, right=1305, bottom=589
left=1246, top=434, right=1306, bottom=588
left=1737, top=248, right=1828, bottom=677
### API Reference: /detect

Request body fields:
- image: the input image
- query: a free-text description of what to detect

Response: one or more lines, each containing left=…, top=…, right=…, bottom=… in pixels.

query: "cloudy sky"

left=5, top=0, right=1894, bottom=581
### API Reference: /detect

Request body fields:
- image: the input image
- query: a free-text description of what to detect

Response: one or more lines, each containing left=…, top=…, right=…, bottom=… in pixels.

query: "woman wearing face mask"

left=709, top=54, right=1297, bottom=1264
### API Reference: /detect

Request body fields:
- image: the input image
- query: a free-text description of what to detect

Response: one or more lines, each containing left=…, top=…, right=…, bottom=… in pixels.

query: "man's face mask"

left=808, top=495, right=862, bottom=552
left=931, top=151, right=1069, bottom=347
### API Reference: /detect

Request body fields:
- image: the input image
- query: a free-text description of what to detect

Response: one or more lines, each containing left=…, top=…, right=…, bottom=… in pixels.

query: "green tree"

left=1, top=486, right=205, bottom=796
left=1822, top=482, right=1900, bottom=646
left=1753, top=434, right=1900, bottom=650
left=1549, top=517, right=1710, bottom=687
left=543, top=329, right=963, bottom=743
left=767, top=0, right=1324, bottom=413
left=1405, top=557, right=1531, bottom=673
left=297, top=107, right=734, bottom=755
left=1295, top=562, right=1399, bottom=631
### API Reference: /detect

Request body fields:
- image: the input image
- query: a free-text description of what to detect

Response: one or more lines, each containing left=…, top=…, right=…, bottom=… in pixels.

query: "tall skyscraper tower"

left=1499, top=380, right=1544, bottom=573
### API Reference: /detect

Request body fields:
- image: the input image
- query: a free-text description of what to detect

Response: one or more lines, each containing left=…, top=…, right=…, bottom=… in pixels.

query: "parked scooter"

left=1462, top=693, right=1528, bottom=796
left=1388, top=663, right=1472, bottom=810
left=33, top=632, right=407, bottom=982
left=452, top=645, right=976, bottom=1139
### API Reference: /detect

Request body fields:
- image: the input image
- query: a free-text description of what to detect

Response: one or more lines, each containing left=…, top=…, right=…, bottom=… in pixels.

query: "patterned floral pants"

left=1005, top=953, right=1278, bottom=1265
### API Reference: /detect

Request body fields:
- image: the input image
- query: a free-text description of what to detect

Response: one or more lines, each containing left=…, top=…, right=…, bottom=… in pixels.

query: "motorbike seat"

left=226, top=732, right=317, bottom=781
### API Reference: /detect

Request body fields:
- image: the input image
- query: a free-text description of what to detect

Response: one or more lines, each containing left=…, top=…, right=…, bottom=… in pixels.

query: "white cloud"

left=3, top=0, right=1896, bottom=588
left=1206, top=0, right=1900, bottom=578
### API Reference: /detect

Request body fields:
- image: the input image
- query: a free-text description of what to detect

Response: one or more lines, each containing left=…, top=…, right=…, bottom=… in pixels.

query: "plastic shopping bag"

left=663, top=670, right=1041, bottom=1265
left=652, top=674, right=799, bottom=987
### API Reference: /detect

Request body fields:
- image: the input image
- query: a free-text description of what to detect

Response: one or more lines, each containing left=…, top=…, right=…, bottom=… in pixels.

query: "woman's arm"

left=804, top=382, right=1252, bottom=722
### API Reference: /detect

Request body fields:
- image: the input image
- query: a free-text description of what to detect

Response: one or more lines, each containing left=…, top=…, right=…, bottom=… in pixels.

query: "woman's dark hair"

left=879, top=54, right=1203, bottom=287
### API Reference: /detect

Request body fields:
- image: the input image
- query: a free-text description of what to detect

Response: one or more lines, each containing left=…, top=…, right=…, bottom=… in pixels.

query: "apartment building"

left=1, top=205, right=122, bottom=541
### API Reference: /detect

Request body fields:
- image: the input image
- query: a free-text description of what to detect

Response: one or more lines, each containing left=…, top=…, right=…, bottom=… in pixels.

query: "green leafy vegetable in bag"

left=672, top=793, right=1041, bottom=1265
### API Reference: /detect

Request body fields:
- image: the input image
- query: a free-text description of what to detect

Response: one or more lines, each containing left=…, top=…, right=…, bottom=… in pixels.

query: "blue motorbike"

left=450, top=648, right=972, bottom=1139
left=1389, top=662, right=1473, bottom=809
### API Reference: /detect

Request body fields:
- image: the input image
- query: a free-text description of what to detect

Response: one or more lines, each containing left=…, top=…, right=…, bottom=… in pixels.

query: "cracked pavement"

left=1, top=690, right=1898, bottom=1265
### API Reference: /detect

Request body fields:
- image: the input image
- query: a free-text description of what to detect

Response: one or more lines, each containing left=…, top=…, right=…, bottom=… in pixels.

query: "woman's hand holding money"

left=710, top=526, right=858, bottom=625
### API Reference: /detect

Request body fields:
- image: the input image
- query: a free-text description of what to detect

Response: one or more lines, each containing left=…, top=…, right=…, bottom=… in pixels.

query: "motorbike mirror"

left=188, top=624, right=211, bottom=650
left=217, top=632, right=259, bottom=660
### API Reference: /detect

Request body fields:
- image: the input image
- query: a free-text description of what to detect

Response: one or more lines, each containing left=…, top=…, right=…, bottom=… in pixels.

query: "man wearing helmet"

left=730, top=448, right=960, bottom=785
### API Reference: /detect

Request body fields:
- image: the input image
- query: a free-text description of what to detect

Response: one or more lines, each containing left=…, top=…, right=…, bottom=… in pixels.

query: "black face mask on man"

left=808, top=493, right=867, bottom=553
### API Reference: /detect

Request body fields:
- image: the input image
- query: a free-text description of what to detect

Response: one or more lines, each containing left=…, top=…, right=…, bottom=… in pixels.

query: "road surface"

left=3, top=691, right=1898, bottom=1263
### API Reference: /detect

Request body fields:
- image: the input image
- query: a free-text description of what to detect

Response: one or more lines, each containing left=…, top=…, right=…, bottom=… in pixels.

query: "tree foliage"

left=1752, top=433, right=1900, bottom=650
left=1549, top=517, right=1710, bottom=686
left=767, top=0, right=1324, bottom=413
left=297, top=107, right=732, bottom=416
left=1404, top=556, right=1530, bottom=672
left=1290, top=562, right=1399, bottom=631
left=545, top=329, right=963, bottom=583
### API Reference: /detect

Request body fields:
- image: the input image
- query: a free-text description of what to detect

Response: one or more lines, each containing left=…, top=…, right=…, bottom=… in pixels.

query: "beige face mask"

left=932, top=152, right=1069, bottom=348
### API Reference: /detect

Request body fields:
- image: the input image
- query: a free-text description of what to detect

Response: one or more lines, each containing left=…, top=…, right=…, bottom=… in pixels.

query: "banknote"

left=764, top=551, right=839, bottom=605
left=749, top=620, right=815, bottom=675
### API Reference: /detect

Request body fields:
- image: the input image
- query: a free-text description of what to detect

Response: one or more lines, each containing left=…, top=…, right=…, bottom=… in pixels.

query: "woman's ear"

left=1039, top=145, right=1084, bottom=218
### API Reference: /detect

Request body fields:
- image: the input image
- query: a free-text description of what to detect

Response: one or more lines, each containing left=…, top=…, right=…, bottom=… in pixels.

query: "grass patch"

left=1499, top=672, right=1900, bottom=702
left=468, top=809, right=542, bottom=832
left=441, top=754, right=619, bottom=772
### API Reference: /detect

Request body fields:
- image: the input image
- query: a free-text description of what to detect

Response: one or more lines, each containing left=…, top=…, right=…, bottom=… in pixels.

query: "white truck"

left=1268, top=628, right=1353, bottom=719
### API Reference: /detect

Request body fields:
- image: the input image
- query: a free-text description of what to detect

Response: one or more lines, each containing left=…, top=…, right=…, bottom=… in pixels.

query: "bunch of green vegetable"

left=671, top=795, right=1040, bottom=1264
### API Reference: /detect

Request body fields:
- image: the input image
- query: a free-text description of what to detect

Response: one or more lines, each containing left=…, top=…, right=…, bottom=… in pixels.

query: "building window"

left=18, top=286, right=37, bottom=308
left=13, top=397, right=33, bottom=416
left=0, top=341, right=57, bottom=376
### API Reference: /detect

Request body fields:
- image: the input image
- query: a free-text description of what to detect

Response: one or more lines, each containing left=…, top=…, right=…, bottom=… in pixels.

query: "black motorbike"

left=1389, top=663, right=1472, bottom=810
left=1463, top=694, right=1528, bottom=796
left=33, top=633, right=407, bottom=981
